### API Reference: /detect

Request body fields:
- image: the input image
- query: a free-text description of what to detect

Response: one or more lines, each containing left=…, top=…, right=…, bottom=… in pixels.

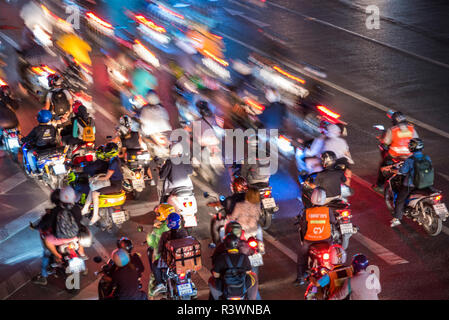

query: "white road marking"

left=217, top=32, right=449, bottom=140
left=437, top=172, right=449, bottom=183
left=224, top=8, right=270, bottom=28
left=0, top=32, right=20, bottom=50
left=0, top=248, right=43, bottom=265
left=92, top=102, right=117, bottom=124
left=265, top=0, right=449, bottom=70
left=352, top=233, right=409, bottom=265
left=263, top=232, right=297, bottom=263
left=0, top=172, right=28, bottom=194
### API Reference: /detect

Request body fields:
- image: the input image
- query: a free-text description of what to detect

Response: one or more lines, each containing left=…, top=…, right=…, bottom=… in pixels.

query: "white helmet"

left=265, top=88, right=281, bottom=103
left=325, top=124, right=341, bottom=138
left=146, top=91, right=160, bottom=106
left=60, top=186, right=76, bottom=204
left=311, top=187, right=326, bottom=206
left=329, top=244, right=347, bottom=265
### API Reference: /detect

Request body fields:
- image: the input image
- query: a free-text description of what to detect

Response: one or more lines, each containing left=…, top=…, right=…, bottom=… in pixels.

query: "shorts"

left=97, top=180, right=122, bottom=194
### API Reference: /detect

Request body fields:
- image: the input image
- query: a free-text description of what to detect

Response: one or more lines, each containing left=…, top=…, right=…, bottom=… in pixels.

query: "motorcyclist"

left=209, top=234, right=258, bottom=300
left=146, top=204, right=174, bottom=296
left=329, top=253, right=381, bottom=300
left=61, top=101, right=95, bottom=146
left=321, top=124, right=354, bottom=186
left=223, top=177, right=248, bottom=216
left=21, top=109, right=58, bottom=175
left=257, top=87, right=288, bottom=131
left=373, top=111, right=419, bottom=193
left=307, top=244, right=352, bottom=299
left=117, top=237, right=145, bottom=278
left=390, top=138, right=432, bottom=228
left=303, top=151, right=347, bottom=206
left=0, top=84, right=19, bottom=111
left=295, top=187, right=337, bottom=286
left=240, top=136, right=271, bottom=187
left=81, top=142, right=123, bottom=225
left=44, top=74, right=72, bottom=124
left=159, top=142, right=193, bottom=203
left=102, top=248, right=147, bottom=300
left=31, top=186, right=87, bottom=285
left=116, top=115, right=153, bottom=182
left=211, top=221, right=252, bottom=262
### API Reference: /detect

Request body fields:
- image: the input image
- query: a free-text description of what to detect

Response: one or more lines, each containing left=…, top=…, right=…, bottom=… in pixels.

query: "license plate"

left=248, top=253, right=264, bottom=267
left=262, top=197, right=276, bottom=209
left=53, top=163, right=66, bottom=175
left=68, top=257, right=85, bottom=273
left=7, top=138, right=20, bottom=149
left=434, top=203, right=448, bottom=217
left=111, top=211, right=128, bottom=224
left=183, top=215, right=197, bottom=227
left=340, top=223, right=354, bottom=235
left=132, top=178, right=145, bottom=189
left=177, top=283, right=193, bottom=296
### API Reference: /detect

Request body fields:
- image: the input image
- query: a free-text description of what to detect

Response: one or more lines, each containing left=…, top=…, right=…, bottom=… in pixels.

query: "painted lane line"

left=0, top=259, right=40, bottom=300
left=263, top=232, right=297, bottom=263
left=92, top=102, right=117, bottom=124
left=437, top=172, right=449, bottom=183
left=0, top=200, right=51, bottom=245
left=352, top=233, right=409, bottom=265
left=217, top=31, right=449, bottom=140
left=0, top=248, right=43, bottom=265
left=0, top=32, right=20, bottom=51
left=0, top=172, right=28, bottom=194
left=265, top=0, right=449, bottom=70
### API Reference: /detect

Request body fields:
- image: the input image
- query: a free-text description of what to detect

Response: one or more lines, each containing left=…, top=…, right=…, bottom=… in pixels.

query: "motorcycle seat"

left=309, top=242, right=330, bottom=255
left=171, top=186, right=194, bottom=197
left=100, top=190, right=126, bottom=196
left=250, top=182, right=270, bottom=190
left=35, top=146, right=64, bottom=160
left=409, top=187, right=440, bottom=198
left=327, top=200, right=349, bottom=210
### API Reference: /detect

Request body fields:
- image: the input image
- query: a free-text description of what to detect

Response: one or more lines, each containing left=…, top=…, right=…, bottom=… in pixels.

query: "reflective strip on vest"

left=389, top=125, right=414, bottom=157
left=304, top=206, right=332, bottom=241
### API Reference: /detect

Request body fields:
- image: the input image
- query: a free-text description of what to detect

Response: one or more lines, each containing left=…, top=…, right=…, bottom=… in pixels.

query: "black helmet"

left=321, top=151, right=337, bottom=169
left=50, top=188, right=61, bottom=205
left=231, top=176, right=248, bottom=194
left=117, top=236, right=133, bottom=253
left=408, top=138, right=424, bottom=152
left=196, top=100, right=212, bottom=118
left=225, top=221, right=243, bottom=238
left=224, top=234, right=240, bottom=250
left=351, top=254, right=369, bottom=274
left=391, top=111, right=406, bottom=126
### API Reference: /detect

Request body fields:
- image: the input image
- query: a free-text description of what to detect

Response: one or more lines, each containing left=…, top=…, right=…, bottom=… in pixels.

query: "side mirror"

left=93, top=256, right=103, bottom=264
left=373, top=125, right=385, bottom=131
left=203, top=192, right=210, bottom=198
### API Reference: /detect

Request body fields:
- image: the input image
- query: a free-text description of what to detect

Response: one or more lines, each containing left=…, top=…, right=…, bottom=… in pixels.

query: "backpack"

left=78, top=117, right=95, bottom=142
left=222, top=254, right=248, bottom=298
left=50, top=89, right=70, bottom=117
left=55, top=207, right=79, bottom=239
left=413, top=155, right=434, bottom=189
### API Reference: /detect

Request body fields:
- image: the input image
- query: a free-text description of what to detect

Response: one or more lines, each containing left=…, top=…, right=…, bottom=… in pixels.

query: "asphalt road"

left=0, top=0, right=449, bottom=300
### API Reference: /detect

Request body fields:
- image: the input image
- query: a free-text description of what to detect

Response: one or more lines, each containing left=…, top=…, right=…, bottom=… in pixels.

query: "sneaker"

left=32, top=274, right=48, bottom=286
left=390, top=218, right=401, bottom=228
left=371, top=185, right=384, bottom=194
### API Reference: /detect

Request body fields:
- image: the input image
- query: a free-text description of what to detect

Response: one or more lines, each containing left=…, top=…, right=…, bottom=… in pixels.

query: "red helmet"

left=231, top=177, right=248, bottom=193
left=72, top=100, right=83, bottom=114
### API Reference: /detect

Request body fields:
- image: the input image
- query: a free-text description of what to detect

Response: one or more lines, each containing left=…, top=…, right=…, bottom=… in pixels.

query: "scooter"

left=166, top=186, right=198, bottom=228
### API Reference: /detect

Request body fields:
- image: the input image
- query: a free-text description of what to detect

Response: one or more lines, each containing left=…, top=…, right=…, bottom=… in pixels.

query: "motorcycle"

left=383, top=164, right=448, bottom=236
left=163, top=268, right=198, bottom=300
left=68, top=141, right=96, bottom=167
left=122, top=149, right=152, bottom=199
left=0, top=97, right=21, bottom=160
left=21, top=144, right=68, bottom=190
left=204, top=192, right=227, bottom=244
left=166, top=186, right=198, bottom=228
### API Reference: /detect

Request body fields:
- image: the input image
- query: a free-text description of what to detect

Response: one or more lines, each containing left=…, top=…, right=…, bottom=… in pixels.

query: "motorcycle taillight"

left=263, top=190, right=271, bottom=198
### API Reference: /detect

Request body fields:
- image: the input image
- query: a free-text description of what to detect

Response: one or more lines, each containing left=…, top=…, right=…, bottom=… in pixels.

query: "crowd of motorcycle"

left=0, top=0, right=447, bottom=301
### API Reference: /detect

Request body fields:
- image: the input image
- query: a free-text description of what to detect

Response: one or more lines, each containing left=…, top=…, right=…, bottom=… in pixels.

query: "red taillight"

left=245, top=98, right=265, bottom=112
left=0, top=78, right=7, bottom=86
left=86, top=12, right=113, bottom=29
left=248, top=239, right=258, bottom=248
left=135, top=14, right=166, bottom=33
left=435, top=195, right=442, bottom=202
left=179, top=273, right=186, bottom=280
left=317, top=105, right=341, bottom=120
left=263, top=190, right=271, bottom=198
left=202, top=49, right=229, bottom=67
left=135, top=172, right=142, bottom=180
left=323, top=253, right=330, bottom=260
left=341, top=210, right=350, bottom=217
left=273, top=66, right=306, bottom=84
left=183, top=202, right=193, bottom=207
left=86, top=142, right=94, bottom=147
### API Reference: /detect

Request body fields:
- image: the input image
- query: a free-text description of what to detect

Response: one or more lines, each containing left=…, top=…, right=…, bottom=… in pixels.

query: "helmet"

left=391, top=111, right=406, bottom=126
left=37, top=109, right=52, bottom=123
left=231, top=176, right=248, bottom=194
left=50, top=188, right=61, bottom=205
left=95, top=145, right=106, bottom=161
left=408, top=138, right=424, bottom=152
left=196, top=100, right=212, bottom=118
left=265, top=87, right=281, bottom=103
left=119, top=115, right=131, bottom=136
left=329, top=244, right=347, bottom=265
left=47, top=74, right=62, bottom=87
left=167, top=212, right=181, bottom=230
left=225, top=221, right=243, bottom=238
left=325, top=124, right=341, bottom=138
left=117, top=236, right=133, bottom=253
left=311, top=187, right=326, bottom=206
left=351, top=254, right=369, bottom=274
left=72, top=100, right=83, bottom=114
left=104, top=142, right=119, bottom=159
left=321, top=151, right=337, bottom=169
left=60, top=186, right=76, bottom=204
left=145, top=89, right=160, bottom=106
left=170, top=142, right=185, bottom=158
left=224, top=233, right=240, bottom=250
left=155, top=203, right=176, bottom=222
left=112, top=248, right=130, bottom=267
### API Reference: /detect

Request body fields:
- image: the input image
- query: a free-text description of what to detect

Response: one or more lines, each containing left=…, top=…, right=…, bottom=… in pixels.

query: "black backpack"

left=55, top=207, right=79, bottom=239
left=222, top=254, right=248, bottom=298
left=413, top=155, right=434, bottom=189
left=51, top=89, right=70, bottom=117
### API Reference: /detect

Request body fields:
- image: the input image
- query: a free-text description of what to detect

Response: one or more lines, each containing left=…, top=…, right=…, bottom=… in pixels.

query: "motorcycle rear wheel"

left=384, top=185, right=395, bottom=214
left=260, top=210, right=272, bottom=230
left=422, top=203, right=442, bottom=236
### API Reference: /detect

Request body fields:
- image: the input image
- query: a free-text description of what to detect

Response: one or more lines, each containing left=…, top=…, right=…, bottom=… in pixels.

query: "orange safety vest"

left=304, top=206, right=332, bottom=241
left=388, top=124, right=415, bottom=158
